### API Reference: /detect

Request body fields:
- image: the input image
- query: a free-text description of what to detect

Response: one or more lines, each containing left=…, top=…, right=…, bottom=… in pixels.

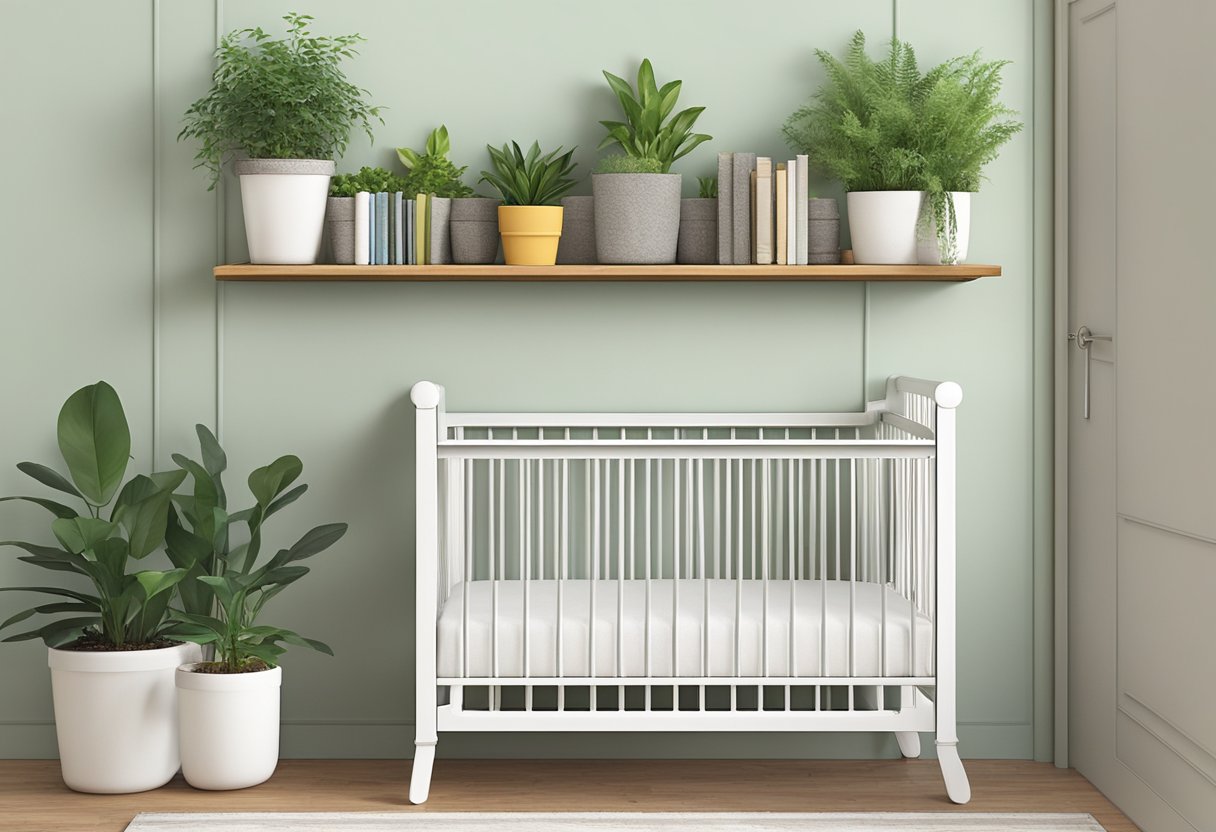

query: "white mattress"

left=437, top=579, right=933, bottom=679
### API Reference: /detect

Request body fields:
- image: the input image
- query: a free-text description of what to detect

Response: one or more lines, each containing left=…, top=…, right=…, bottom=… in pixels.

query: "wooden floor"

left=0, top=759, right=1137, bottom=831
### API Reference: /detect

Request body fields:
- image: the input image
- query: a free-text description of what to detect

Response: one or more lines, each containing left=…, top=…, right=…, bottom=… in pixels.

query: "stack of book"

left=716, top=152, right=811, bottom=266
left=351, top=192, right=453, bottom=265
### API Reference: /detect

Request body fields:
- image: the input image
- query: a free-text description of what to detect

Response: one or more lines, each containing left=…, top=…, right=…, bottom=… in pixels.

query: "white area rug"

left=126, top=811, right=1107, bottom=831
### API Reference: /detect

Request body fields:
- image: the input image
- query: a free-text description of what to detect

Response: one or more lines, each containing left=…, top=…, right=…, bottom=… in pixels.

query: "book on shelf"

left=406, top=198, right=415, bottom=265
left=354, top=191, right=370, bottom=266
left=429, top=196, right=452, bottom=265
left=786, top=158, right=797, bottom=265
left=775, top=162, right=787, bottom=266
left=388, top=192, right=396, bottom=265
left=795, top=153, right=809, bottom=265
left=754, top=157, right=773, bottom=265
left=367, top=192, right=376, bottom=264
left=732, top=152, right=756, bottom=266
left=415, top=194, right=428, bottom=265
left=394, top=192, right=404, bottom=265
left=717, top=152, right=733, bottom=264
left=376, top=192, right=389, bottom=265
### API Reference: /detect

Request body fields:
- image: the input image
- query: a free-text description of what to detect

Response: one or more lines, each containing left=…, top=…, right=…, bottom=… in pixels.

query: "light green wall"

left=0, top=0, right=1054, bottom=761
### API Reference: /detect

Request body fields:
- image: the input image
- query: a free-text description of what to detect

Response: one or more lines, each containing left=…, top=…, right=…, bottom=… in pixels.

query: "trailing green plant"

left=0, top=383, right=189, bottom=648
left=480, top=141, right=579, bottom=206
left=166, top=431, right=347, bottom=672
left=329, top=166, right=411, bottom=197
left=598, top=58, right=712, bottom=173
left=783, top=30, right=1021, bottom=263
left=697, top=176, right=719, bottom=199
left=395, top=126, right=474, bottom=198
left=594, top=155, right=664, bottom=174
left=179, top=12, right=382, bottom=189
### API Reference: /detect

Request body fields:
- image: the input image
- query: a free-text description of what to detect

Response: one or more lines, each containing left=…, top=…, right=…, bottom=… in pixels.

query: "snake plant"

left=480, top=141, right=579, bottom=206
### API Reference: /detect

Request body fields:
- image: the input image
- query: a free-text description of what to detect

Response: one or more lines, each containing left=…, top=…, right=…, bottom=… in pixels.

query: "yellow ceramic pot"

left=497, top=205, right=563, bottom=266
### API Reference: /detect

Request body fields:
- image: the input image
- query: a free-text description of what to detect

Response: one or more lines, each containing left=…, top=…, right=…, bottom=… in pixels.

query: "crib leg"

left=408, top=741, right=436, bottom=805
left=936, top=740, right=971, bottom=804
left=894, top=731, right=921, bottom=758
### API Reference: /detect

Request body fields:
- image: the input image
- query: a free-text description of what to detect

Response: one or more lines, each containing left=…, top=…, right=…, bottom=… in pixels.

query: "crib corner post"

left=934, top=390, right=970, bottom=804
left=410, top=381, right=444, bottom=803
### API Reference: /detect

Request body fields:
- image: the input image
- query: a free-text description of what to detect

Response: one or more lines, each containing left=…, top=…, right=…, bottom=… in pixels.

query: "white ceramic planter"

left=845, top=190, right=924, bottom=265
left=49, top=642, right=201, bottom=793
left=917, top=192, right=972, bottom=265
left=235, top=159, right=335, bottom=265
left=177, top=663, right=282, bottom=790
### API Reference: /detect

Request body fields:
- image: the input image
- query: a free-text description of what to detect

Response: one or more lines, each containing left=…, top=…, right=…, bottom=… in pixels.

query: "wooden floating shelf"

left=214, top=263, right=1001, bottom=282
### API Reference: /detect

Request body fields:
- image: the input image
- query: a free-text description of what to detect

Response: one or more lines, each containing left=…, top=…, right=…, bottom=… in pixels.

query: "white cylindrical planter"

left=846, top=190, right=923, bottom=265
left=917, top=192, right=972, bottom=265
left=235, top=159, right=335, bottom=265
left=49, top=642, right=201, bottom=794
left=177, top=663, right=282, bottom=791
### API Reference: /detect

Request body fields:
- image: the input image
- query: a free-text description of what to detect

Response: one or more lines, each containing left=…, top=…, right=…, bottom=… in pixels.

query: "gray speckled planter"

left=323, top=196, right=355, bottom=264
left=450, top=198, right=501, bottom=264
left=557, top=196, right=596, bottom=264
left=592, top=173, right=681, bottom=264
left=677, top=198, right=717, bottom=265
left=809, top=198, right=841, bottom=264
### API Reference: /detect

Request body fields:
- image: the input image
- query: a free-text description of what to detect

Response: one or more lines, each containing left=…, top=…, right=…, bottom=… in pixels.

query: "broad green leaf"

left=198, top=575, right=237, bottom=608
left=15, top=462, right=84, bottom=501
left=51, top=517, right=117, bottom=555
left=1, top=602, right=95, bottom=631
left=247, top=455, right=303, bottom=507
left=56, top=381, right=130, bottom=505
left=275, top=628, right=334, bottom=655
left=195, top=424, right=227, bottom=478
left=0, top=586, right=98, bottom=604
left=0, top=496, right=78, bottom=519
left=135, top=569, right=187, bottom=600
left=283, top=523, right=348, bottom=564
left=3, top=616, right=98, bottom=646
left=265, top=484, right=307, bottom=518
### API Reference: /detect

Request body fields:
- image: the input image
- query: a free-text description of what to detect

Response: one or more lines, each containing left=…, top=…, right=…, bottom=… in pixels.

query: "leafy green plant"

left=179, top=12, right=382, bottom=189
left=395, top=126, right=474, bottom=198
left=480, top=141, right=579, bottom=206
left=783, top=30, right=1021, bottom=262
left=329, top=166, right=411, bottom=197
left=166, top=431, right=347, bottom=672
left=599, top=58, right=712, bottom=173
left=594, top=155, right=664, bottom=174
left=0, top=383, right=188, bottom=648
left=697, top=176, right=718, bottom=199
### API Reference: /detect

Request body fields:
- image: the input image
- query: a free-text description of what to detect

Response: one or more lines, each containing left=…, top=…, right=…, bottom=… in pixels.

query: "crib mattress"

left=437, top=579, right=933, bottom=679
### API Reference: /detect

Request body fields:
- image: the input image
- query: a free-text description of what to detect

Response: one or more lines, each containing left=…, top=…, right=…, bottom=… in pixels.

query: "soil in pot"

left=592, top=173, right=681, bottom=264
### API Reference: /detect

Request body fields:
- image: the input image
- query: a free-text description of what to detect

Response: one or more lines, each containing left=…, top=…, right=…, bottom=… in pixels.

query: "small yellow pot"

left=498, top=205, right=563, bottom=266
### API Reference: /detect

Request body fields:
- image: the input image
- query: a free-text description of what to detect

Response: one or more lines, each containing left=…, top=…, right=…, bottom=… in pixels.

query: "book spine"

left=415, top=195, right=427, bottom=265
left=750, top=169, right=757, bottom=263
left=796, top=154, right=809, bottom=265
left=786, top=159, right=796, bottom=265
left=755, top=157, right=773, bottom=265
left=429, top=196, right=452, bottom=265
left=406, top=199, right=415, bottom=265
left=354, top=192, right=370, bottom=266
left=394, top=192, right=404, bottom=265
left=377, top=192, right=389, bottom=265
left=732, top=152, right=756, bottom=266
left=775, top=163, right=787, bottom=266
left=367, top=193, right=376, bottom=264
left=717, top=152, right=733, bottom=264
left=388, top=193, right=396, bottom=265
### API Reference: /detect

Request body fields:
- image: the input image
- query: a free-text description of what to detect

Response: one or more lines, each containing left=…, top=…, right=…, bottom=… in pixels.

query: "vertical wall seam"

left=152, top=0, right=162, bottom=467
left=214, top=0, right=226, bottom=443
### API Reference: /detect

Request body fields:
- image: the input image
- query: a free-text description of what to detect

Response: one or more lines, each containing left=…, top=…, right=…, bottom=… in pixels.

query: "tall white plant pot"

left=846, top=190, right=923, bottom=264
left=49, top=642, right=201, bottom=794
left=177, top=663, right=282, bottom=790
left=917, top=192, right=972, bottom=265
left=234, top=159, right=334, bottom=265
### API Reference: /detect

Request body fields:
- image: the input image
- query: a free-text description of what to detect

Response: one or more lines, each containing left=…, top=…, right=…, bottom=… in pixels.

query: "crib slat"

left=819, top=458, right=827, bottom=677
left=463, top=459, right=472, bottom=678
left=672, top=456, right=680, bottom=677
left=698, top=456, right=708, bottom=677
left=618, top=458, right=625, bottom=677
left=762, top=457, right=770, bottom=678
left=591, top=454, right=599, bottom=704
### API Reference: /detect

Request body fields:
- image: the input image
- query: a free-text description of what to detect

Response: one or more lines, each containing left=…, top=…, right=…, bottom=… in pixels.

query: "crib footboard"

left=410, top=378, right=967, bottom=804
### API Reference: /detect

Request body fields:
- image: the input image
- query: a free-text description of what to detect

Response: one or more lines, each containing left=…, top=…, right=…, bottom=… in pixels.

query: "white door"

left=1062, top=1, right=1216, bottom=830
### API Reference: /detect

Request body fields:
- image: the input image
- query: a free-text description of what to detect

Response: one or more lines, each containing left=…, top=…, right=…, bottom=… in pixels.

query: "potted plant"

left=167, top=429, right=347, bottom=791
left=179, top=13, right=382, bottom=265
left=480, top=141, right=579, bottom=267
left=677, top=175, right=718, bottom=265
left=783, top=31, right=1020, bottom=265
left=326, top=167, right=410, bottom=264
left=0, top=382, right=200, bottom=793
left=593, top=58, right=711, bottom=264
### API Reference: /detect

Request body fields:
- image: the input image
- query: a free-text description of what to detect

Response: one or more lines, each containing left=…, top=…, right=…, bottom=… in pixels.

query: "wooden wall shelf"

left=213, top=263, right=1001, bottom=282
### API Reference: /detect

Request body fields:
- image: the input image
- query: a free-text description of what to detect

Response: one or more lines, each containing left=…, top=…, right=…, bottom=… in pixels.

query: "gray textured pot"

left=557, top=196, right=596, bottom=264
left=677, top=198, right=717, bottom=265
left=450, top=198, right=501, bottom=265
left=592, top=173, right=681, bottom=264
left=323, top=196, right=355, bottom=264
left=809, top=198, right=841, bottom=265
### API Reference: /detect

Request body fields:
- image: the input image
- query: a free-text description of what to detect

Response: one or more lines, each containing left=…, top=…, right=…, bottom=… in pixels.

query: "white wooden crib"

left=408, top=377, right=970, bottom=805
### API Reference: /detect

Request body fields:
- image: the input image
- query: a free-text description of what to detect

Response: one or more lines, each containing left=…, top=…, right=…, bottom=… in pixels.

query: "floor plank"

left=0, top=759, right=1138, bottom=832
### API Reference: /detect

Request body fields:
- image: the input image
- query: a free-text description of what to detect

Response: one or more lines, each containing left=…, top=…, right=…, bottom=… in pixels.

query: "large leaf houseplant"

left=480, top=141, right=579, bottom=266
left=0, top=382, right=201, bottom=794
left=180, top=12, right=382, bottom=264
left=783, top=31, right=1021, bottom=264
left=593, top=58, right=711, bottom=264
left=167, top=430, right=347, bottom=791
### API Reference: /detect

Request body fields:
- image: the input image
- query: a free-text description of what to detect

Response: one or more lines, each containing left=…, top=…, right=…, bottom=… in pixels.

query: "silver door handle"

left=1068, top=325, right=1113, bottom=419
